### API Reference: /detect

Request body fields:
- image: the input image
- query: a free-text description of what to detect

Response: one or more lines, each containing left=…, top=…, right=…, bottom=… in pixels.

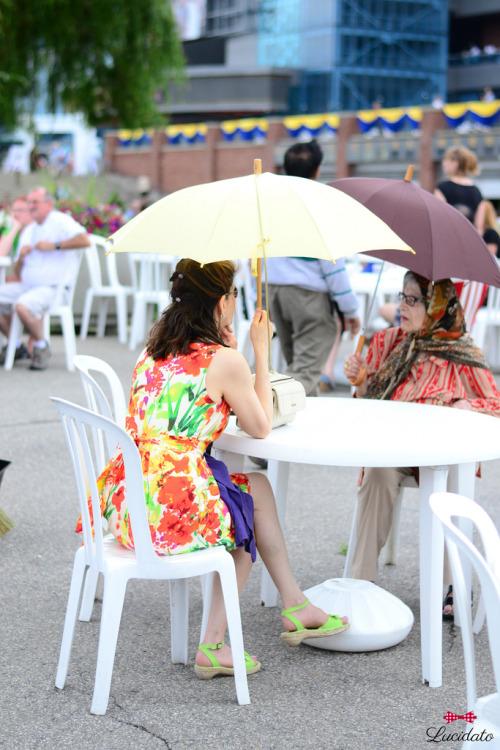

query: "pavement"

left=1, top=332, right=499, bottom=750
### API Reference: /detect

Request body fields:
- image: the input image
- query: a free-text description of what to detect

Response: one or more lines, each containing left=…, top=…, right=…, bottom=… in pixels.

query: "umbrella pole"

left=256, top=258, right=262, bottom=308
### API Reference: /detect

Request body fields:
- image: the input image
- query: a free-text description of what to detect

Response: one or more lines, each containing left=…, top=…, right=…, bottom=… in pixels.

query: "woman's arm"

left=455, top=365, right=500, bottom=417
left=206, top=309, right=274, bottom=438
left=474, top=200, right=486, bottom=235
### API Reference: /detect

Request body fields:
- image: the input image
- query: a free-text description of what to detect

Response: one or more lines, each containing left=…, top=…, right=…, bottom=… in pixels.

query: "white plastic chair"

left=459, top=281, right=488, bottom=332
left=472, top=285, right=500, bottom=367
left=129, top=253, right=177, bottom=350
left=71, top=353, right=215, bottom=637
left=72, top=354, right=128, bottom=621
left=343, top=475, right=417, bottom=576
left=52, top=397, right=251, bottom=714
left=429, top=492, right=500, bottom=747
left=80, top=234, right=134, bottom=345
left=73, top=354, right=127, bottom=428
left=4, top=249, right=84, bottom=371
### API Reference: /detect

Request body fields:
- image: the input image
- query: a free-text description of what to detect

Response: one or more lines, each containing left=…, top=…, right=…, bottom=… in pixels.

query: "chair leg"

left=90, top=574, right=128, bottom=715
left=218, top=561, right=250, bottom=705
left=115, top=293, right=128, bottom=345
left=80, top=292, right=93, bottom=340
left=4, top=313, right=23, bottom=370
left=59, top=310, right=77, bottom=371
left=343, top=501, right=358, bottom=577
left=96, top=299, right=109, bottom=338
left=79, top=567, right=100, bottom=621
left=56, top=553, right=87, bottom=689
left=169, top=579, right=190, bottom=664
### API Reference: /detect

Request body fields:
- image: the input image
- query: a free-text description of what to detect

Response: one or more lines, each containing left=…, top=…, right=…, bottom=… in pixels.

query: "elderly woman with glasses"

left=344, top=271, right=500, bottom=615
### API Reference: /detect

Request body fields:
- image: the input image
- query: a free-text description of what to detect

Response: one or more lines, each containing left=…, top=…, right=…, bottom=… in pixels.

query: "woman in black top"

left=434, top=146, right=485, bottom=234
left=482, top=200, right=500, bottom=258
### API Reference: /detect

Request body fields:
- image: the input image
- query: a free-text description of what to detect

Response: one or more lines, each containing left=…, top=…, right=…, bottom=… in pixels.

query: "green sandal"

left=281, top=599, right=350, bottom=647
left=194, top=641, right=261, bottom=680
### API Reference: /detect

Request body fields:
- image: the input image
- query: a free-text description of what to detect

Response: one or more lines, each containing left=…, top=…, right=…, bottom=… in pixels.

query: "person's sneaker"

left=29, top=343, right=51, bottom=370
left=0, top=343, right=30, bottom=365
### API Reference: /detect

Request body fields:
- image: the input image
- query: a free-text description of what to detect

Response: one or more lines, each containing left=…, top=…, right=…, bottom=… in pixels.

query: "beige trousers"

left=350, top=466, right=453, bottom=585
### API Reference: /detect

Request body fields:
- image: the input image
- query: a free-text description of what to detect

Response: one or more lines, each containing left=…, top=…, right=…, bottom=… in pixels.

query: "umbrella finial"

left=404, top=165, right=414, bottom=182
left=254, top=158, right=262, bottom=175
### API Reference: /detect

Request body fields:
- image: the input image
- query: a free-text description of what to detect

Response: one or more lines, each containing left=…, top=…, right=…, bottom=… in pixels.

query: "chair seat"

left=96, top=533, right=234, bottom=577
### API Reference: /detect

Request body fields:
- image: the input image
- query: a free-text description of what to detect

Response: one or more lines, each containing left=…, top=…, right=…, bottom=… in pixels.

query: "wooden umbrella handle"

left=349, top=334, right=366, bottom=386
left=254, top=159, right=263, bottom=308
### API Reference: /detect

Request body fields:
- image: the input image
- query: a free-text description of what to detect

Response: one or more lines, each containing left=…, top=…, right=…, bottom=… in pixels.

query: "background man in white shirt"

left=0, top=187, right=90, bottom=370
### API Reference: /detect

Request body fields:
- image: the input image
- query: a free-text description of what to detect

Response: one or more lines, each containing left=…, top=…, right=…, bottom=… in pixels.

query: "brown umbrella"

left=329, top=167, right=500, bottom=288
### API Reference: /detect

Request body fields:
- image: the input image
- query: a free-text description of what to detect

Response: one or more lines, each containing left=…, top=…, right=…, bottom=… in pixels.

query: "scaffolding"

left=258, top=0, right=448, bottom=112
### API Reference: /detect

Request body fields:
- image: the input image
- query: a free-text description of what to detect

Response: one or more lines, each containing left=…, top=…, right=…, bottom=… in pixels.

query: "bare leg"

left=196, top=547, right=255, bottom=668
left=248, top=472, right=347, bottom=631
left=0, top=313, right=11, bottom=337
left=15, top=304, right=44, bottom=341
left=196, top=473, right=348, bottom=668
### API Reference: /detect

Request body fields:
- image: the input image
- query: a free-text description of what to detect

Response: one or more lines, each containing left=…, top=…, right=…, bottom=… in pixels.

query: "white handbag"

left=238, top=372, right=306, bottom=430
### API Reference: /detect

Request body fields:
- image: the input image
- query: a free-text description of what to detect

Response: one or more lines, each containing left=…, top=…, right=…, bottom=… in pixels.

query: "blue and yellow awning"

left=443, top=100, right=500, bottom=128
left=220, top=118, right=268, bottom=141
left=117, top=128, right=154, bottom=147
left=356, top=107, right=422, bottom=134
left=165, top=123, right=207, bottom=144
left=283, top=114, right=339, bottom=138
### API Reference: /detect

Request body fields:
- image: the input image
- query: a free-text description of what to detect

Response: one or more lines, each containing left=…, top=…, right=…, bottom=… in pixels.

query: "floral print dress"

left=97, top=343, right=250, bottom=555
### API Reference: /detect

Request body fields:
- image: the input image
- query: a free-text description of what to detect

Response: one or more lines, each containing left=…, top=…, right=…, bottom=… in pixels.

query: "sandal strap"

left=281, top=598, right=309, bottom=631
left=197, top=642, right=224, bottom=668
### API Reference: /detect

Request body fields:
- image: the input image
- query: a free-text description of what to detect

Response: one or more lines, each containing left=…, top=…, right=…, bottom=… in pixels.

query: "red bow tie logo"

left=443, top=711, right=477, bottom=724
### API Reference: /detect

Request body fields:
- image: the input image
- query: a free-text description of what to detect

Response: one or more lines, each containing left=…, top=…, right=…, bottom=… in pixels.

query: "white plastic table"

left=214, top=397, right=500, bottom=688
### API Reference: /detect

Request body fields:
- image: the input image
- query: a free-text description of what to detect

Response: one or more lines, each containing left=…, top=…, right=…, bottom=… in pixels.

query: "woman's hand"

left=220, top=324, right=238, bottom=350
left=250, top=308, right=273, bottom=351
left=453, top=399, right=472, bottom=410
left=344, top=352, right=368, bottom=397
left=344, top=352, right=366, bottom=381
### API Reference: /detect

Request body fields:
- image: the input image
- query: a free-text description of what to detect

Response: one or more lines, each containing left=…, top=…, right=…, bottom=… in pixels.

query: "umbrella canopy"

left=330, top=174, right=500, bottom=288
left=107, top=169, right=412, bottom=265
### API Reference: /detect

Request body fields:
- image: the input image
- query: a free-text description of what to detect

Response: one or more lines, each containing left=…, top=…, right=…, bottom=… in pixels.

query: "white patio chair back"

left=128, top=253, right=177, bottom=350
left=80, top=234, right=134, bottom=344
left=73, top=354, right=127, bottom=473
left=429, top=492, right=500, bottom=746
left=4, top=249, right=84, bottom=371
left=52, top=397, right=251, bottom=714
left=472, top=283, right=500, bottom=367
left=459, top=281, right=488, bottom=332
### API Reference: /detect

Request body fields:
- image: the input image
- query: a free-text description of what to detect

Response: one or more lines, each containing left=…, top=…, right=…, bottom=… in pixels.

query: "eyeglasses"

left=398, top=292, right=425, bottom=307
left=226, top=288, right=238, bottom=299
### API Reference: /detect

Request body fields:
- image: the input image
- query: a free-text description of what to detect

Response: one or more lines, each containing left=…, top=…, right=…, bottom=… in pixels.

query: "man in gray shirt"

left=266, top=141, right=360, bottom=395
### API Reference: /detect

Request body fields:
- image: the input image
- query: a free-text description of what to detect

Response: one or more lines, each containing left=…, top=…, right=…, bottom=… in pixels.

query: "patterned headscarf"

left=365, top=273, right=489, bottom=401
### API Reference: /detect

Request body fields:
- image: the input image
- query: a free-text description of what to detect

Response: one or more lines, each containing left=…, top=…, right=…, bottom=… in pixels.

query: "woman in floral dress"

left=97, top=259, right=349, bottom=679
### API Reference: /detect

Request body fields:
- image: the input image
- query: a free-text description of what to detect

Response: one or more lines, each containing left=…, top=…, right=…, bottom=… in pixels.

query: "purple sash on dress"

left=205, top=453, right=256, bottom=562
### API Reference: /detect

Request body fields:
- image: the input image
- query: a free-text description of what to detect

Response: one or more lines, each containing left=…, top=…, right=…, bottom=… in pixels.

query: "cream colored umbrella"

left=107, top=160, right=413, bottom=306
